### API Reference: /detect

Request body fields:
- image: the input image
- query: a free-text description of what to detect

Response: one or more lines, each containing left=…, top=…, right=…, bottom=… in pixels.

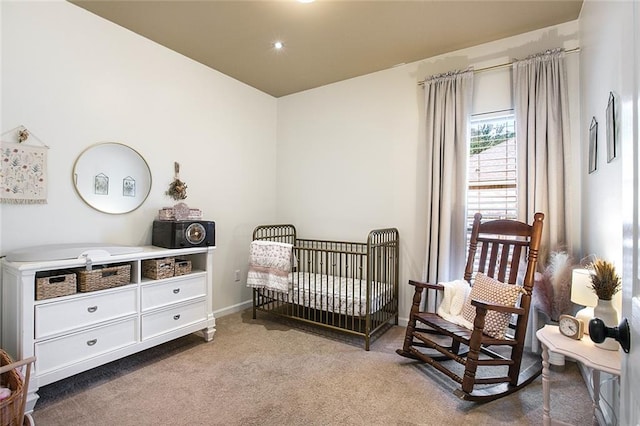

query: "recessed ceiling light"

left=274, top=41, right=284, bottom=50
left=298, top=0, right=315, bottom=3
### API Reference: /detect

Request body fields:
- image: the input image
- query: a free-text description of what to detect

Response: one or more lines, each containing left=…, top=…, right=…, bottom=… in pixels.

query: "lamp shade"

left=571, top=268, right=597, bottom=335
left=571, top=268, right=598, bottom=307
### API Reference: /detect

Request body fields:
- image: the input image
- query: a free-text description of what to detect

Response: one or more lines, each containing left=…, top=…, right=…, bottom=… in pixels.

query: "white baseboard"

left=214, top=300, right=252, bottom=318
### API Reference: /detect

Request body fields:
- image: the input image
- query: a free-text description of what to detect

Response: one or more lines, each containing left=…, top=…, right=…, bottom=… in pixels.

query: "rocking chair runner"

left=397, top=212, right=544, bottom=402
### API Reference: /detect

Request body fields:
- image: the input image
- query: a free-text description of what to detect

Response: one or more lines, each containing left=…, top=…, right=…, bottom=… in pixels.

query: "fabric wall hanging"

left=1, top=126, right=49, bottom=204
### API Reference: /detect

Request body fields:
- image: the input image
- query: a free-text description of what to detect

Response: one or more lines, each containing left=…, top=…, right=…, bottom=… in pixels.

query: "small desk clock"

left=558, top=314, right=584, bottom=340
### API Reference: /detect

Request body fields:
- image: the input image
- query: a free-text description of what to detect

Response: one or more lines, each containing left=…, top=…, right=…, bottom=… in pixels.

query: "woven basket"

left=0, top=350, right=25, bottom=426
left=174, top=259, right=192, bottom=276
left=35, top=271, right=77, bottom=300
left=142, top=258, right=175, bottom=280
left=77, top=264, right=131, bottom=292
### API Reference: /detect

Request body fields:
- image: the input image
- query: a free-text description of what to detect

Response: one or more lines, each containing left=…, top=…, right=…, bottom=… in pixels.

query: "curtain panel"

left=422, top=69, right=474, bottom=297
left=513, top=48, right=571, bottom=267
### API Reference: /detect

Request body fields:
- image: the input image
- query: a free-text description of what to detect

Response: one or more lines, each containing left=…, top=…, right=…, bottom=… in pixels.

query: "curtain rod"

left=417, top=47, right=580, bottom=87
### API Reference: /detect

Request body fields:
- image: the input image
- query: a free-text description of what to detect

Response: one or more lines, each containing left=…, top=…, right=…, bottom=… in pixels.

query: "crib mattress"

left=270, top=273, right=394, bottom=316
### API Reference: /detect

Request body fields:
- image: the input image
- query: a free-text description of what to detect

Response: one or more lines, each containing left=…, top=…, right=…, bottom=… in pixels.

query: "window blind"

left=467, top=113, right=517, bottom=228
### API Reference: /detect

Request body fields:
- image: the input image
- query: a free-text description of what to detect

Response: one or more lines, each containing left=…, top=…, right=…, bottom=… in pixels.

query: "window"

left=467, top=112, right=517, bottom=228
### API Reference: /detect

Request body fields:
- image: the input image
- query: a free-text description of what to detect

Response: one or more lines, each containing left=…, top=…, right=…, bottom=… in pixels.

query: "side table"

left=536, top=324, right=621, bottom=426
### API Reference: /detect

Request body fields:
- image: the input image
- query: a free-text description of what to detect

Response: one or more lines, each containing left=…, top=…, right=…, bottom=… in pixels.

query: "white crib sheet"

left=286, top=273, right=393, bottom=316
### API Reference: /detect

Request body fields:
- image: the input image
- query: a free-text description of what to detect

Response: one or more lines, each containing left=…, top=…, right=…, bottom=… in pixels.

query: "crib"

left=251, top=224, right=399, bottom=350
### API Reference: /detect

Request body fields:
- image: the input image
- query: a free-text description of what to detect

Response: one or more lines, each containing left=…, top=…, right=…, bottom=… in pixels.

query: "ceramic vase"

left=593, top=298, right=619, bottom=351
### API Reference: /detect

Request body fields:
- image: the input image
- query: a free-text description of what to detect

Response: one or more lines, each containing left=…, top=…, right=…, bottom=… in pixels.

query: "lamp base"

left=575, top=306, right=594, bottom=335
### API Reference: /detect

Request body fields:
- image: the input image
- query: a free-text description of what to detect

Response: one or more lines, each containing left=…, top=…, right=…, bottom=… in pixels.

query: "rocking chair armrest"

left=408, top=279, right=443, bottom=291
left=470, top=299, right=526, bottom=316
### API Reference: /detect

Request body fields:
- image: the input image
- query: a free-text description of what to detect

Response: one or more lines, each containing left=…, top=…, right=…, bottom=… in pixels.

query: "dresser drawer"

left=141, top=274, right=206, bottom=312
left=141, top=300, right=206, bottom=340
left=35, top=317, right=138, bottom=375
left=35, top=286, right=137, bottom=339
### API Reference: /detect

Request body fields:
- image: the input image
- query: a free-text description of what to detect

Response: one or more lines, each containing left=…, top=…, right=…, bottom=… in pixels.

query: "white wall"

left=277, top=22, right=581, bottom=321
left=578, top=1, right=633, bottom=423
left=579, top=1, right=625, bottom=270
left=0, top=1, right=278, bottom=313
left=0, top=2, right=586, bottom=326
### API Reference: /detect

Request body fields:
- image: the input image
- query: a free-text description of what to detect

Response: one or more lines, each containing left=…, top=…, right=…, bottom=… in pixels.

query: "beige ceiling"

left=70, top=0, right=583, bottom=98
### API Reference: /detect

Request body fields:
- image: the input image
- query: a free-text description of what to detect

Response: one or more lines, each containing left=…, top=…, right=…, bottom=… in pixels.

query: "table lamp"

left=571, top=268, right=598, bottom=334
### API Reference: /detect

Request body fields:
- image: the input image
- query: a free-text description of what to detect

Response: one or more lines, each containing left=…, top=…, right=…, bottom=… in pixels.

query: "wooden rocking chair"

left=397, top=212, right=544, bottom=402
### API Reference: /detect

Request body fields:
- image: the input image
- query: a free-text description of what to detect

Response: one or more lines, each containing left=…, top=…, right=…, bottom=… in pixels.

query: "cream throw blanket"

left=437, top=279, right=473, bottom=330
left=246, top=241, right=293, bottom=293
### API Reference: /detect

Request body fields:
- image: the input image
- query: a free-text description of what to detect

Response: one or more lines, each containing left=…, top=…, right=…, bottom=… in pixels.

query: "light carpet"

left=32, top=310, right=594, bottom=425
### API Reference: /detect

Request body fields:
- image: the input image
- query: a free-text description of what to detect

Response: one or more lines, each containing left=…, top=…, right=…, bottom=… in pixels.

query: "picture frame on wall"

left=606, top=92, right=616, bottom=162
left=589, top=117, right=597, bottom=174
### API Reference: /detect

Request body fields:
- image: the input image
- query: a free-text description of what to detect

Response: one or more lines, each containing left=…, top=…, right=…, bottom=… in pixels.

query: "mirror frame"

left=72, top=142, right=152, bottom=214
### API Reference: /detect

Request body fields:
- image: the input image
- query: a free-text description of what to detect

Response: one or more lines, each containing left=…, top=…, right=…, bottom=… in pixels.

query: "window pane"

left=467, top=113, right=517, bottom=229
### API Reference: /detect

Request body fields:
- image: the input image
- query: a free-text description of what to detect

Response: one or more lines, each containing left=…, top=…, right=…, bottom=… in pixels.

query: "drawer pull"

left=173, top=288, right=180, bottom=294
left=87, top=306, right=98, bottom=313
left=173, top=314, right=181, bottom=321
left=87, top=339, right=97, bottom=346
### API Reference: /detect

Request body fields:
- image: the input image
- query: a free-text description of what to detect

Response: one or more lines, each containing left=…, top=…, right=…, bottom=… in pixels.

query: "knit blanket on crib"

left=246, top=241, right=293, bottom=293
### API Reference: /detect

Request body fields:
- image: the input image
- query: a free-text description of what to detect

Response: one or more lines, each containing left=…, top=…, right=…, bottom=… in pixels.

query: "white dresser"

left=1, top=245, right=216, bottom=413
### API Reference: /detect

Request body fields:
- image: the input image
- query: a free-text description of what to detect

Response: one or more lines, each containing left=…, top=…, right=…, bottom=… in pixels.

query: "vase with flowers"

left=588, top=258, right=622, bottom=350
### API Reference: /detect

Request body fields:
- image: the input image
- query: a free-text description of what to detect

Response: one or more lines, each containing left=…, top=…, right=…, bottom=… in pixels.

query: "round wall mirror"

left=73, top=142, right=152, bottom=214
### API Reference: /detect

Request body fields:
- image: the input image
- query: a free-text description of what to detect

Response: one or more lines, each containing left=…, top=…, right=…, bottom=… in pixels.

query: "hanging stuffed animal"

left=165, top=162, right=188, bottom=200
